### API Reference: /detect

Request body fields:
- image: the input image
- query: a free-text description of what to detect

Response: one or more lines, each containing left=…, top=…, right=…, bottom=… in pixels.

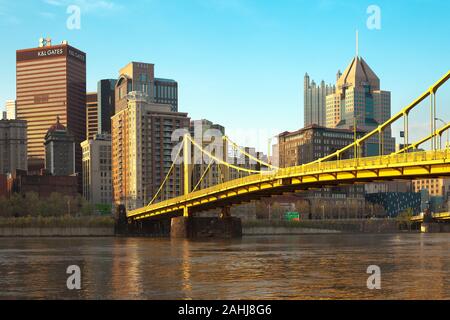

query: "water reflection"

left=0, top=234, right=448, bottom=299
left=180, top=240, right=193, bottom=298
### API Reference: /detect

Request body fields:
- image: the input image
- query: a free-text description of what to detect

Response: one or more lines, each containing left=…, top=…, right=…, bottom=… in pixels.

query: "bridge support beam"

left=171, top=216, right=242, bottom=239
left=220, top=206, right=231, bottom=219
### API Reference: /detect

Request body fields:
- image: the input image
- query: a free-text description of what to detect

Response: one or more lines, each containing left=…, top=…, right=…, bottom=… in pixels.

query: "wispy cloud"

left=0, top=0, right=21, bottom=25
left=44, top=0, right=64, bottom=6
left=0, top=14, right=21, bottom=25
left=43, top=0, right=122, bottom=13
left=39, top=11, right=57, bottom=19
left=196, top=0, right=253, bottom=16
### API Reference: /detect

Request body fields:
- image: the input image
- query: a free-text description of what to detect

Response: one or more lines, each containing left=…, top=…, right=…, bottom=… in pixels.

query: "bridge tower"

left=170, top=134, right=242, bottom=238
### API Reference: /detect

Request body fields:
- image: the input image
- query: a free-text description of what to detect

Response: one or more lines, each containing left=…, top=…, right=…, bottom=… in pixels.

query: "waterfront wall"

left=0, top=216, right=115, bottom=237
left=421, top=223, right=450, bottom=233
left=243, top=227, right=341, bottom=235
left=242, top=219, right=404, bottom=235
left=0, top=227, right=115, bottom=237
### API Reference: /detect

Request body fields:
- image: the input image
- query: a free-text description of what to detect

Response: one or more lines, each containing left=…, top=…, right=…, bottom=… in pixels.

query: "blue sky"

left=1, top=0, right=449, bottom=151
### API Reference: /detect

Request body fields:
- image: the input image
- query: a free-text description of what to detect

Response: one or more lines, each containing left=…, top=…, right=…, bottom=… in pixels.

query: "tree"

left=396, top=207, right=414, bottom=231
left=24, top=192, right=41, bottom=217
left=46, top=193, right=66, bottom=216
left=10, top=193, right=26, bottom=217
left=0, top=197, right=13, bottom=217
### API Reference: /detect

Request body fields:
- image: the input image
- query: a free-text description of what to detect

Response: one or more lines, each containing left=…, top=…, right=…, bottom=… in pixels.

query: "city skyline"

left=0, top=1, right=449, bottom=303
left=0, top=0, right=449, bottom=151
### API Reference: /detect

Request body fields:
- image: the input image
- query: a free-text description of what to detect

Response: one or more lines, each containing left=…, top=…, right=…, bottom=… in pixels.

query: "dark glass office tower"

left=97, top=79, right=117, bottom=134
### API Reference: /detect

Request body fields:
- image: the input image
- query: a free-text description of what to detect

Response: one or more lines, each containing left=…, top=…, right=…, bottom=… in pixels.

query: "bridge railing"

left=281, top=149, right=450, bottom=176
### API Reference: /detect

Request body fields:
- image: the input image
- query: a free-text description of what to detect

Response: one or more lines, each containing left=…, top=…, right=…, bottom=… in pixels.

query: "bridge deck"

left=128, top=150, right=450, bottom=221
left=411, top=212, right=450, bottom=222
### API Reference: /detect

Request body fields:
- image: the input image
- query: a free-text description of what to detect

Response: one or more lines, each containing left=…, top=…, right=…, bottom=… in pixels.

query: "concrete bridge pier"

left=115, top=205, right=171, bottom=236
left=120, top=219, right=171, bottom=236
left=171, top=207, right=242, bottom=239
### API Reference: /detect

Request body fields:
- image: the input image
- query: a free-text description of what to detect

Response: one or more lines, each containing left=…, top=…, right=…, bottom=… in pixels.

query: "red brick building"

left=12, top=170, right=78, bottom=198
left=0, top=174, right=13, bottom=198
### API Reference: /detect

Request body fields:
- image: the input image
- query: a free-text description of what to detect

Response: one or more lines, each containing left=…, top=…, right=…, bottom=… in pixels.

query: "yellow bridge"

left=127, top=70, right=450, bottom=222
left=410, top=212, right=450, bottom=222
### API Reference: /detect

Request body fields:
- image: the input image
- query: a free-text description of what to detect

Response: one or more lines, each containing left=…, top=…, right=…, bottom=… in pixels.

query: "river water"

left=0, top=234, right=448, bottom=300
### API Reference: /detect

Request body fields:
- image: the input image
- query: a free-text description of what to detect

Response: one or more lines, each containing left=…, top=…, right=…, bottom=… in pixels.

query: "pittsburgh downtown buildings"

left=1, top=37, right=445, bottom=217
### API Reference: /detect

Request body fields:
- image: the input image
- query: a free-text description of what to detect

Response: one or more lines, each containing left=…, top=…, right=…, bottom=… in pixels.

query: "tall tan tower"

left=16, top=38, right=86, bottom=173
left=111, top=92, right=190, bottom=210
left=115, top=62, right=155, bottom=113
left=325, top=55, right=395, bottom=155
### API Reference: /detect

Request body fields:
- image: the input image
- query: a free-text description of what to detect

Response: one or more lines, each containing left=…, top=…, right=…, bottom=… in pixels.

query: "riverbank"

left=0, top=216, right=115, bottom=237
left=0, top=216, right=415, bottom=237
left=242, top=219, right=411, bottom=235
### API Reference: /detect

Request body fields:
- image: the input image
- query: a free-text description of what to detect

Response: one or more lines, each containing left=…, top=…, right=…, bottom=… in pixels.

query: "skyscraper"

left=86, top=92, right=98, bottom=140
left=81, top=133, right=112, bottom=209
left=16, top=39, right=86, bottom=173
left=155, top=78, right=178, bottom=112
left=304, top=74, right=334, bottom=127
left=115, top=62, right=178, bottom=114
left=44, top=117, right=75, bottom=176
left=97, top=79, right=117, bottom=134
left=111, top=92, right=190, bottom=210
left=85, top=80, right=117, bottom=140
left=0, top=112, right=27, bottom=174
left=5, top=100, right=16, bottom=120
left=325, top=55, right=395, bottom=156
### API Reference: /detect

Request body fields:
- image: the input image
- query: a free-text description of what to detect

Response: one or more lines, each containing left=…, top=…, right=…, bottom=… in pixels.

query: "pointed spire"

left=356, top=30, right=359, bottom=58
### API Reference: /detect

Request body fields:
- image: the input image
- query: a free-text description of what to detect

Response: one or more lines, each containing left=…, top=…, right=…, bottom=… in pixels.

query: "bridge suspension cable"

left=147, top=139, right=183, bottom=206
left=310, top=70, right=450, bottom=165
left=187, top=135, right=268, bottom=174
left=149, top=133, right=275, bottom=205
left=224, top=136, right=278, bottom=170
left=395, top=121, right=450, bottom=154
left=192, top=156, right=215, bottom=192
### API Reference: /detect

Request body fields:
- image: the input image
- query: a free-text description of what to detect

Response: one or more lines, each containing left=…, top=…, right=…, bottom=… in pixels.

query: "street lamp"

left=435, top=118, right=449, bottom=149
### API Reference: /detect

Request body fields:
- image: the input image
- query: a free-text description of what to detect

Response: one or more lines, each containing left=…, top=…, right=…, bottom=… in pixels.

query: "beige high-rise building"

left=304, top=74, right=334, bottom=127
left=81, top=133, right=112, bottom=208
left=0, top=112, right=27, bottom=174
left=325, top=56, right=395, bottom=156
left=115, top=62, right=179, bottom=114
left=412, top=179, right=450, bottom=197
left=115, top=62, right=155, bottom=113
left=5, top=100, right=16, bottom=120
left=112, top=92, right=190, bottom=210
